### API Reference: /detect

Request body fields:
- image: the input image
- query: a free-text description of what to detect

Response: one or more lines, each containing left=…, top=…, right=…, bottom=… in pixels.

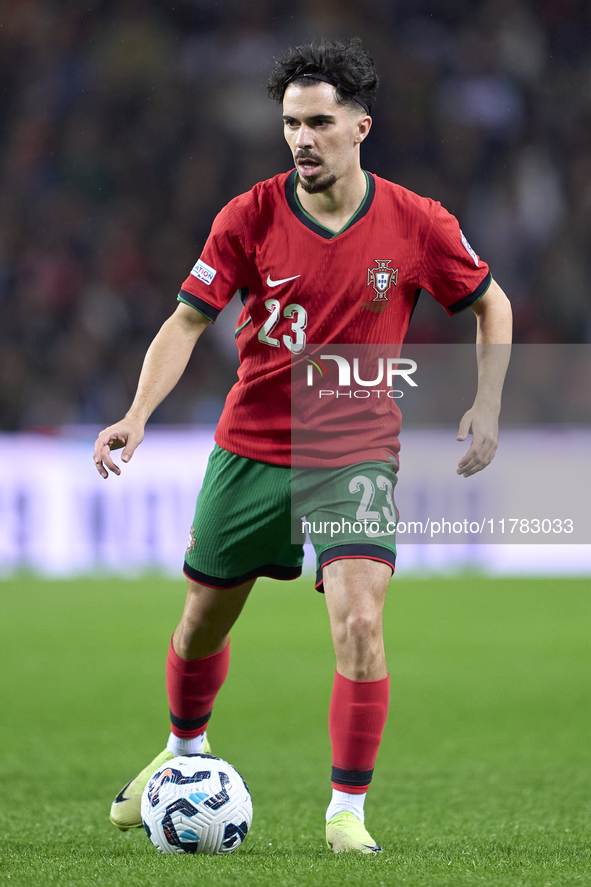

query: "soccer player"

left=94, top=38, right=512, bottom=854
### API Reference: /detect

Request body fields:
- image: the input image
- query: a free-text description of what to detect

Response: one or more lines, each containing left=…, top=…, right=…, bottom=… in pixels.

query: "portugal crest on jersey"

left=367, top=260, right=398, bottom=301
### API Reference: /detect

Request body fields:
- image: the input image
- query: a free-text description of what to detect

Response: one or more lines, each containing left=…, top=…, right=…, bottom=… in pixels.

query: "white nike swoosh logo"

left=266, top=274, right=301, bottom=287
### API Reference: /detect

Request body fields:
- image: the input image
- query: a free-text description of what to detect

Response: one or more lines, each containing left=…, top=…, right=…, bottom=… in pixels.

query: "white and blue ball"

left=141, top=754, right=252, bottom=855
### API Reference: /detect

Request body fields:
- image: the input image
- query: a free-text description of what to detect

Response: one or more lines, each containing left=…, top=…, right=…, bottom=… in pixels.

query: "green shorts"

left=184, top=445, right=398, bottom=592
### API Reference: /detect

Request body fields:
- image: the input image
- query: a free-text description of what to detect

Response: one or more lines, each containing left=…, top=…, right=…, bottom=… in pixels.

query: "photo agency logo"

left=303, top=351, right=418, bottom=399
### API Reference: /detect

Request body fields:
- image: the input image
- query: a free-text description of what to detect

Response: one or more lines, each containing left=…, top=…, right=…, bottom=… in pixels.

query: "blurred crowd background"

left=1, top=0, right=590, bottom=430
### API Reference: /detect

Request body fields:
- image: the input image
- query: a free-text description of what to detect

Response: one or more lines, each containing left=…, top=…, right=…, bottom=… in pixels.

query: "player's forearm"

left=126, top=307, right=210, bottom=425
left=472, top=344, right=510, bottom=414
left=472, top=278, right=513, bottom=411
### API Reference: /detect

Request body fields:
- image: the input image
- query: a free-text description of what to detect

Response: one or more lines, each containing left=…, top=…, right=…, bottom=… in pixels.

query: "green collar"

left=285, top=169, right=375, bottom=240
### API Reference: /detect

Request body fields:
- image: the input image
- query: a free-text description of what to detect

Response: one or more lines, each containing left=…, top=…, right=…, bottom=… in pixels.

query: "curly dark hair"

left=267, top=38, right=379, bottom=115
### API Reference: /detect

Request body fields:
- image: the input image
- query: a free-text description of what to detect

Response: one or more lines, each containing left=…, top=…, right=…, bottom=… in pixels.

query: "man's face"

left=282, top=81, right=370, bottom=194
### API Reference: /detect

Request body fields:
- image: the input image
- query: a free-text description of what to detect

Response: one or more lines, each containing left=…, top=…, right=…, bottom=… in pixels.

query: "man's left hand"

left=456, top=406, right=499, bottom=477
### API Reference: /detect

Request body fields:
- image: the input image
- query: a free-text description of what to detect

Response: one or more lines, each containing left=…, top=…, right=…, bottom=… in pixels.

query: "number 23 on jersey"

left=257, top=299, right=307, bottom=353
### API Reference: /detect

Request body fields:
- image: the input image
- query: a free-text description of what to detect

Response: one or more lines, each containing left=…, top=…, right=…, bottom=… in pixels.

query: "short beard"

left=297, top=172, right=337, bottom=194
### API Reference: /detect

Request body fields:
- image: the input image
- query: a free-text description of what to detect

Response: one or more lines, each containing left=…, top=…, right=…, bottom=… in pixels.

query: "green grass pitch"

left=0, top=573, right=590, bottom=886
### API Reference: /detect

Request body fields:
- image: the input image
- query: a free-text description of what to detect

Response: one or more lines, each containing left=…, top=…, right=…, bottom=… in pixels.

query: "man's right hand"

left=92, top=304, right=210, bottom=479
left=93, top=416, right=145, bottom=478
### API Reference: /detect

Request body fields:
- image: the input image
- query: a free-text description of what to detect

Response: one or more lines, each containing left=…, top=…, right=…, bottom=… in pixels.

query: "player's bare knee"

left=331, top=610, right=383, bottom=664
left=343, top=610, right=381, bottom=644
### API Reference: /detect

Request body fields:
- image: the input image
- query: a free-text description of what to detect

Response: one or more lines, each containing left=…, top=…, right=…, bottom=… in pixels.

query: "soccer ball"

left=141, top=754, right=252, bottom=855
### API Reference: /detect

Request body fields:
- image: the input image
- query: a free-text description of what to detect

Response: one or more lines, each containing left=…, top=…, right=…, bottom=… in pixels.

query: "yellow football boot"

left=110, top=736, right=211, bottom=830
left=326, top=811, right=382, bottom=854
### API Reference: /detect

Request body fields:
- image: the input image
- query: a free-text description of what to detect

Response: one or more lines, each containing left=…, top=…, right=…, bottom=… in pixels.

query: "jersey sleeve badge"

left=460, top=232, right=480, bottom=267
left=190, top=258, right=217, bottom=285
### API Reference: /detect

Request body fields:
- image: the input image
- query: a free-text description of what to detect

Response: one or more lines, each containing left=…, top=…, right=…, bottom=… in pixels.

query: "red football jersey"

left=179, top=170, right=491, bottom=466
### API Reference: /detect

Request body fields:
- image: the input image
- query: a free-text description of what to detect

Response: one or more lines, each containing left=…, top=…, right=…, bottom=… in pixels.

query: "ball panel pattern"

left=141, top=754, right=252, bottom=855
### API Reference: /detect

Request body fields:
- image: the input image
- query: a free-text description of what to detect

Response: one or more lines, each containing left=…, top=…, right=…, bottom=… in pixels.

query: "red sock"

left=166, top=637, right=230, bottom=738
left=329, top=670, right=390, bottom=794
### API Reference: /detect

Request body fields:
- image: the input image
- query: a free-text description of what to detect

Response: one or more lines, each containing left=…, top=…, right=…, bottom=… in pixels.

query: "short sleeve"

left=178, top=203, right=252, bottom=322
left=419, top=201, right=491, bottom=316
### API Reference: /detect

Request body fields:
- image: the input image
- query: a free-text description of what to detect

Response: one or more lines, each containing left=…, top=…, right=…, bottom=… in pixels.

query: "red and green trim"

left=285, top=169, right=375, bottom=240
left=234, top=317, right=252, bottom=338
left=177, top=288, right=219, bottom=322
left=315, top=544, right=396, bottom=592
left=448, top=270, right=492, bottom=314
